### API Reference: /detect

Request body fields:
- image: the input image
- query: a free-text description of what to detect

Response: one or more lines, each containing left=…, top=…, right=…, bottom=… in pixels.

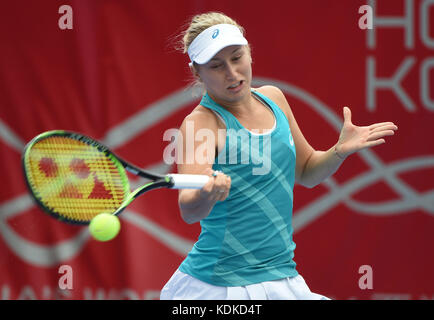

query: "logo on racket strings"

left=37, top=157, right=114, bottom=200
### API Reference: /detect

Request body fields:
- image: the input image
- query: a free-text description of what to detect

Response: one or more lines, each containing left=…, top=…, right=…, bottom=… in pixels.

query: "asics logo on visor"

left=212, top=29, right=219, bottom=39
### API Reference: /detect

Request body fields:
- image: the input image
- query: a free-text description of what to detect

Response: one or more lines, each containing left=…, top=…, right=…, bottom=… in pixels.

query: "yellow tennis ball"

left=89, top=213, right=121, bottom=242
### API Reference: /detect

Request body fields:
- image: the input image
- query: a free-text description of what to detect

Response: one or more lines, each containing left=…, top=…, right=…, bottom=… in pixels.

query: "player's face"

left=195, top=45, right=252, bottom=105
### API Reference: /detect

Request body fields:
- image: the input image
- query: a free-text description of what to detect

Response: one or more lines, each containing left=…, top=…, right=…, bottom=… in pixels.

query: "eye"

left=210, top=64, right=222, bottom=69
left=232, top=55, right=242, bottom=61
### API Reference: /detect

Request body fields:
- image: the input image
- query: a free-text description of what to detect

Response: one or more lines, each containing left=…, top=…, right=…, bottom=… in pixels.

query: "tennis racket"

left=22, top=130, right=209, bottom=225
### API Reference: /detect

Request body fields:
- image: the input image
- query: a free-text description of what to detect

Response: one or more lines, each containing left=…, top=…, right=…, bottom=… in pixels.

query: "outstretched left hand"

left=335, top=107, right=398, bottom=159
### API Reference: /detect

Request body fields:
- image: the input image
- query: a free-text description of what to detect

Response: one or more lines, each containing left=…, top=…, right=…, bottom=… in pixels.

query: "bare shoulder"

left=254, top=85, right=292, bottom=117
left=180, top=104, right=220, bottom=131
left=255, top=85, right=284, bottom=100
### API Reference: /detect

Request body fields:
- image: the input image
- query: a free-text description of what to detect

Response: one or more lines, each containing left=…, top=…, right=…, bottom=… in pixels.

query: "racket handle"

left=167, top=174, right=209, bottom=189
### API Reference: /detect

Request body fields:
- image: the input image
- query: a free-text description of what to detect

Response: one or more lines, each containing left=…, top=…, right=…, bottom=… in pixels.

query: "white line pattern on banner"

left=0, top=78, right=432, bottom=266
left=0, top=118, right=25, bottom=151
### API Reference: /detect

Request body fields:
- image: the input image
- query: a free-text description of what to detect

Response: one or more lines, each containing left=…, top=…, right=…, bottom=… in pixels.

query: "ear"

left=246, top=45, right=253, bottom=64
left=189, top=63, right=201, bottom=82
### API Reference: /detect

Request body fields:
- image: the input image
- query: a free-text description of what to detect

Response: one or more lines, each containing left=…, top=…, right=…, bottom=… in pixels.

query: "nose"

left=224, top=62, right=237, bottom=80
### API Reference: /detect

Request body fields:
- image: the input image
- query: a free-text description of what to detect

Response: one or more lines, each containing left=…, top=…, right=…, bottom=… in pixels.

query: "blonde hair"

left=176, top=12, right=250, bottom=96
left=179, top=12, right=246, bottom=54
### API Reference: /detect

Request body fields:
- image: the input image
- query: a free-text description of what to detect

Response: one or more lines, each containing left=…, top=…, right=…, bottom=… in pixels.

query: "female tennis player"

left=160, top=12, right=398, bottom=300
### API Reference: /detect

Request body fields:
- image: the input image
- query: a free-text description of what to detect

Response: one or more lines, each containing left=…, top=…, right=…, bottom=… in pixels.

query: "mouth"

left=227, top=80, right=244, bottom=91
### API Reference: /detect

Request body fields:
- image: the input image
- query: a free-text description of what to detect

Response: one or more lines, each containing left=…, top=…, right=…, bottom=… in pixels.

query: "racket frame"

left=22, top=130, right=174, bottom=225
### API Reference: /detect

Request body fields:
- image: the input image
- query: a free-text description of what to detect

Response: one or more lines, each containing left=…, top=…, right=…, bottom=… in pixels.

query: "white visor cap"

left=187, top=24, right=248, bottom=65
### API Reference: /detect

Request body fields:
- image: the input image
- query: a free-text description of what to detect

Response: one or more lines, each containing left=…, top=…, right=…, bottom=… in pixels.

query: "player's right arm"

left=176, top=106, right=231, bottom=224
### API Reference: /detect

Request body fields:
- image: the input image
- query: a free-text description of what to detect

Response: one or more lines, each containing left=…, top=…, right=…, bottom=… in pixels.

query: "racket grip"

left=168, top=174, right=209, bottom=189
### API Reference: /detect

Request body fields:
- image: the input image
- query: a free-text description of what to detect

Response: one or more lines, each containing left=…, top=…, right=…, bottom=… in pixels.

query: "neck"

left=207, top=88, right=255, bottom=116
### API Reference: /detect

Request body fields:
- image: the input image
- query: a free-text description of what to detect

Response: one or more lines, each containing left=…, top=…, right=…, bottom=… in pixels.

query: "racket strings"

left=25, top=136, right=129, bottom=222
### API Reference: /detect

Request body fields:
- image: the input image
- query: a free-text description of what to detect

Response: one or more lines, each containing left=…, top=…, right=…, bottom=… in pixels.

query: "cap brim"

left=194, top=38, right=248, bottom=65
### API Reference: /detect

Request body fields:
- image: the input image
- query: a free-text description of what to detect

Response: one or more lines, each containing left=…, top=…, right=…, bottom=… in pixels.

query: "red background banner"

left=0, top=0, right=433, bottom=300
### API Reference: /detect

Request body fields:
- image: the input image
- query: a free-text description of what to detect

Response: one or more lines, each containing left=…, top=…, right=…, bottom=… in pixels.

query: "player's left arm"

left=260, top=86, right=398, bottom=188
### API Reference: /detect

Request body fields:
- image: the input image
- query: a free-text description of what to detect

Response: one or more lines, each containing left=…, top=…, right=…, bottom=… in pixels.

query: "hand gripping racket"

left=22, top=130, right=209, bottom=225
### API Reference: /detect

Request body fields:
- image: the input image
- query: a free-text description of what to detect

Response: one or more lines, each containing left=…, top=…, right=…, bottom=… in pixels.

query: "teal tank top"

left=179, top=90, right=298, bottom=286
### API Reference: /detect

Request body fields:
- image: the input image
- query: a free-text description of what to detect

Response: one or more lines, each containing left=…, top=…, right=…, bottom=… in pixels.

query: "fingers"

left=343, top=107, right=352, bottom=124
left=340, top=118, right=398, bottom=155
left=367, top=129, right=396, bottom=142
left=366, top=122, right=398, bottom=142
left=364, top=139, right=386, bottom=148
left=214, top=172, right=231, bottom=201
left=201, top=168, right=217, bottom=192
left=200, top=168, right=231, bottom=202
left=369, top=122, right=398, bottom=132
left=364, top=121, right=397, bottom=147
